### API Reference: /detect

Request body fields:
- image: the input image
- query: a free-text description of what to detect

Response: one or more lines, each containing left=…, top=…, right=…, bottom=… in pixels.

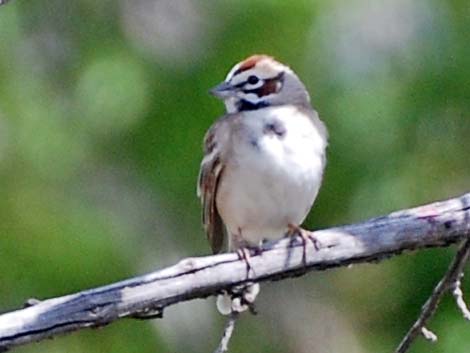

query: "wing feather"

left=197, top=122, right=227, bottom=254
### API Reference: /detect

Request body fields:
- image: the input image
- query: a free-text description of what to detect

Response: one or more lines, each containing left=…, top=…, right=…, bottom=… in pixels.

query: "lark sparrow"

left=197, top=55, right=328, bottom=313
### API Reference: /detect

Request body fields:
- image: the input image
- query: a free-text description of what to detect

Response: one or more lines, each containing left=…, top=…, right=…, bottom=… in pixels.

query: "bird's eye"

left=247, top=75, right=259, bottom=85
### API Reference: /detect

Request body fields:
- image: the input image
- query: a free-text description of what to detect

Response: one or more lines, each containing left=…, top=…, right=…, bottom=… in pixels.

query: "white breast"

left=216, top=106, right=327, bottom=249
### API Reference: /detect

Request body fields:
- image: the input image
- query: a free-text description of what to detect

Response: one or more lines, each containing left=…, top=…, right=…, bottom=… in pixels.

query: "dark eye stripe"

left=242, top=71, right=285, bottom=97
left=244, top=81, right=276, bottom=97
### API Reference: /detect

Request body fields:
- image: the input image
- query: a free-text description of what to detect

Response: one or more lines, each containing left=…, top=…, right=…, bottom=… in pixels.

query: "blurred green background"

left=0, top=0, right=469, bottom=352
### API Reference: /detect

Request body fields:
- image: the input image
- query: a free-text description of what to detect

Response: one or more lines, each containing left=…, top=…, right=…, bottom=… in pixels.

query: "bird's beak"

left=209, top=81, right=236, bottom=99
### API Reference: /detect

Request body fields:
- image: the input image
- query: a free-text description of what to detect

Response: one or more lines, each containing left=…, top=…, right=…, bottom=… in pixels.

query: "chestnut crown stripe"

left=232, top=54, right=272, bottom=77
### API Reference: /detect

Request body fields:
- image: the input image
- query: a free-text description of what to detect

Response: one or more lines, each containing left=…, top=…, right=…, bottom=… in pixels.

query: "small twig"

left=395, top=239, right=470, bottom=353
left=450, top=270, right=470, bottom=320
left=420, top=327, right=437, bottom=342
left=213, top=312, right=239, bottom=353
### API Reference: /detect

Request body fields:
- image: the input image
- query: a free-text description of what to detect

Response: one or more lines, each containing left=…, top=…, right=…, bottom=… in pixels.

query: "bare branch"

left=0, top=192, right=469, bottom=352
left=450, top=272, right=470, bottom=320
left=395, top=238, right=470, bottom=353
left=213, top=312, right=239, bottom=353
left=420, top=327, right=437, bottom=342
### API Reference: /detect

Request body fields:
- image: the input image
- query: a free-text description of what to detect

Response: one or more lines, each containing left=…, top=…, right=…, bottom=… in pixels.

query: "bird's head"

left=210, top=55, right=310, bottom=113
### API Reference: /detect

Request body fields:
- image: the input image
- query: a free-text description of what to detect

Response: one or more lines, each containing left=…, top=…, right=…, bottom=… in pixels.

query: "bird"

left=197, top=54, right=328, bottom=314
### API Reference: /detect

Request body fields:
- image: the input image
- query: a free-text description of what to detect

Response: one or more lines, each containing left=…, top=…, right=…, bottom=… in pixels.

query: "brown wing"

left=197, top=122, right=226, bottom=254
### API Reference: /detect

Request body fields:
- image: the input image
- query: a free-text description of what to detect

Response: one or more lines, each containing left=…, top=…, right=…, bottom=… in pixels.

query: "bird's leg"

left=216, top=228, right=264, bottom=315
left=236, top=247, right=253, bottom=279
left=232, top=228, right=262, bottom=279
left=287, top=223, right=319, bottom=265
left=217, top=249, right=258, bottom=315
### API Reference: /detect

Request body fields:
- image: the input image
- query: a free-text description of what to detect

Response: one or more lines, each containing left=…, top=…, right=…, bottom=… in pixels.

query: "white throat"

left=224, top=97, right=238, bottom=114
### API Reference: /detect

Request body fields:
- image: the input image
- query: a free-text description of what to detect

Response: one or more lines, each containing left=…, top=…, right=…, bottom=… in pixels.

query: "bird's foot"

left=236, top=247, right=259, bottom=279
left=287, top=223, right=320, bottom=265
left=235, top=241, right=263, bottom=278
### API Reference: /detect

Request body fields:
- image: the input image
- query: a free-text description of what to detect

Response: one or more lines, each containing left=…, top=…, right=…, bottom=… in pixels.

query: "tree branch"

left=450, top=271, right=470, bottom=320
left=0, top=192, right=469, bottom=351
left=395, top=238, right=470, bottom=353
left=213, top=312, right=239, bottom=353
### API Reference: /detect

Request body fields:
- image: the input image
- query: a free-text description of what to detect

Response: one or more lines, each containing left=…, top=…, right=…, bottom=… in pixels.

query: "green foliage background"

left=0, top=1, right=469, bottom=352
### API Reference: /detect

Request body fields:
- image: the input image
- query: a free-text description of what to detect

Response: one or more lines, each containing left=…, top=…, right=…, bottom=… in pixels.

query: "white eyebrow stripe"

left=225, top=63, right=242, bottom=81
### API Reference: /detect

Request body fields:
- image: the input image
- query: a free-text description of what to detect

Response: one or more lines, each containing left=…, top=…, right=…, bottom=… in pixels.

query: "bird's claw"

left=236, top=247, right=253, bottom=279
left=287, top=223, right=320, bottom=265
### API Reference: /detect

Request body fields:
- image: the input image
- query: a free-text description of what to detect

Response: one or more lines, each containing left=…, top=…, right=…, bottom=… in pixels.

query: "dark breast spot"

left=263, top=120, right=286, bottom=138
left=249, top=138, right=259, bottom=149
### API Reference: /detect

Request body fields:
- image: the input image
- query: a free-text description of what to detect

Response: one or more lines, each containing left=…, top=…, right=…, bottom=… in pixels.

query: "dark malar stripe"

left=237, top=100, right=270, bottom=111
